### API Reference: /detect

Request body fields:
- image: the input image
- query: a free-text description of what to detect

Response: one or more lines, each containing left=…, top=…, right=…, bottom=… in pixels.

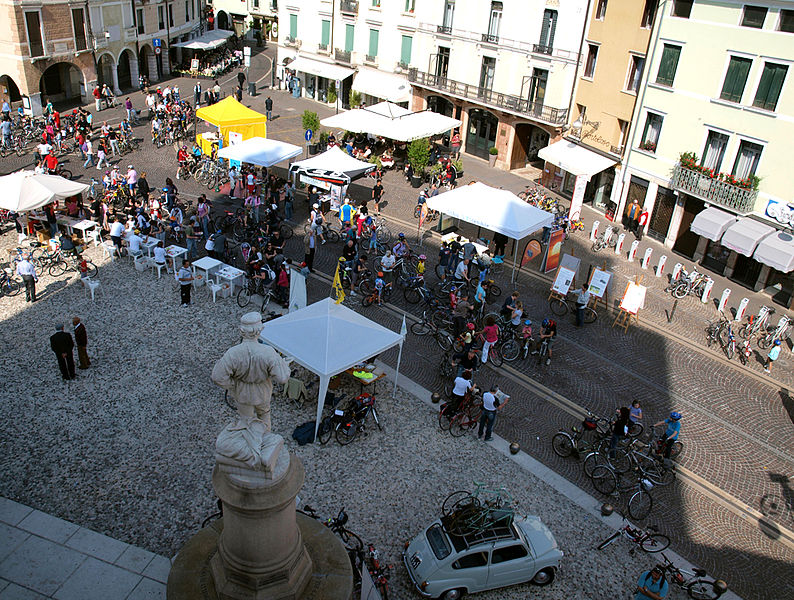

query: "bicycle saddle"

left=693, top=568, right=707, bottom=577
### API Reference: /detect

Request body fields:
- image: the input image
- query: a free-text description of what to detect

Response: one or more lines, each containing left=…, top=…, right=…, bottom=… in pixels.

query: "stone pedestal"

left=210, top=441, right=312, bottom=600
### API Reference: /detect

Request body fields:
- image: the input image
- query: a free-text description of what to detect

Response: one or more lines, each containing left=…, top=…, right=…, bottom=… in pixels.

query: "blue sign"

left=153, top=38, right=162, bottom=47
left=304, top=129, right=313, bottom=142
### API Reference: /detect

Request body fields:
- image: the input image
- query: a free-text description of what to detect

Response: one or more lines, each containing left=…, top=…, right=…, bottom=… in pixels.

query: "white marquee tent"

left=259, top=298, right=405, bottom=438
left=0, top=171, right=89, bottom=212
left=173, top=29, right=234, bottom=50
left=320, top=101, right=461, bottom=142
left=426, top=182, right=555, bottom=281
left=289, top=146, right=375, bottom=188
left=218, top=137, right=302, bottom=167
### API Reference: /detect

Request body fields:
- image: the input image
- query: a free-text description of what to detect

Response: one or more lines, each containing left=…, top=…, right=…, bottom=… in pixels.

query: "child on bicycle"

left=416, top=254, right=426, bottom=279
left=520, top=319, right=534, bottom=355
left=374, top=271, right=386, bottom=305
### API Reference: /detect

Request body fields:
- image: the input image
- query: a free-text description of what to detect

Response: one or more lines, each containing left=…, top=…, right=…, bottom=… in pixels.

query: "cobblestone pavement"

left=1, top=42, right=792, bottom=599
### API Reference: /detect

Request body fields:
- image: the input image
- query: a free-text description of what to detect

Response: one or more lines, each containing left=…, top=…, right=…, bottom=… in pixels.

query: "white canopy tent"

left=259, top=298, right=405, bottom=438
left=0, top=171, right=89, bottom=212
left=217, top=137, right=302, bottom=167
left=173, top=29, right=234, bottom=50
left=289, top=146, right=375, bottom=188
left=352, top=69, right=411, bottom=103
left=320, top=101, right=462, bottom=142
left=426, top=182, right=555, bottom=281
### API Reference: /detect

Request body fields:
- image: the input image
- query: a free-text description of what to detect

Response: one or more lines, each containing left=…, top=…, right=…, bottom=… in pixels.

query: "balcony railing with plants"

left=340, top=0, right=359, bottom=14
left=671, top=152, right=759, bottom=214
left=407, top=68, right=568, bottom=125
left=335, top=48, right=352, bottom=64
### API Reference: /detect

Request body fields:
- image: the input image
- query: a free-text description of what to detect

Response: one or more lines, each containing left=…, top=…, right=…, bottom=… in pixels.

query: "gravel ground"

left=0, top=226, right=698, bottom=600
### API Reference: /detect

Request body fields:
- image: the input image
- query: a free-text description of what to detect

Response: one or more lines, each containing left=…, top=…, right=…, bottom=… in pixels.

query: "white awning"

left=173, top=29, right=234, bottom=50
left=217, top=137, right=302, bottom=167
left=690, top=207, right=737, bottom=241
left=753, top=231, right=794, bottom=273
left=721, top=218, right=775, bottom=257
left=352, top=68, right=411, bottom=103
left=289, top=57, right=354, bottom=82
left=321, top=101, right=461, bottom=142
left=537, top=139, right=617, bottom=178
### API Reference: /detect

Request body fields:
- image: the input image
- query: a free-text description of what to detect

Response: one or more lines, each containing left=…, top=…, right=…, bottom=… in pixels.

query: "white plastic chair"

left=208, top=281, right=224, bottom=302
left=82, top=276, right=103, bottom=302
left=88, top=229, right=102, bottom=247
left=101, top=242, right=119, bottom=261
left=152, top=261, right=168, bottom=279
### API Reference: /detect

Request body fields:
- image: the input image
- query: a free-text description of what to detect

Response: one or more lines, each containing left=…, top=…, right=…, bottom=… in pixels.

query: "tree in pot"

left=302, top=110, right=321, bottom=153
left=488, top=146, right=498, bottom=167
left=318, top=130, right=330, bottom=151
left=407, top=137, right=431, bottom=188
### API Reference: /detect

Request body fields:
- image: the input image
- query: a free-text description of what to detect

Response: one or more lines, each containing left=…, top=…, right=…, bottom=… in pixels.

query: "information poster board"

left=551, top=267, right=575, bottom=296
left=620, top=282, right=647, bottom=315
left=588, top=268, right=612, bottom=299
left=190, top=58, right=199, bottom=71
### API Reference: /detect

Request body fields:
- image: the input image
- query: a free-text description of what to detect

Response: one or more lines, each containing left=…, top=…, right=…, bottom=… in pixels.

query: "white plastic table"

left=70, top=219, right=99, bottom=241
left=165, top=245, right=187, bottom=271
left=142, top=237, right=159, bottom=256
left=215, top=265, right=245, bottom=293
left=192, top=256, right=223, bottom=283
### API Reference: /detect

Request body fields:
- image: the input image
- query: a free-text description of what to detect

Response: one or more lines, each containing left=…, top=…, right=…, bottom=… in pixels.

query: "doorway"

left=465, top=108, right=498, bottom=159
left=672, top=194, right=704, bottom=259
left=731, top=254, right=763, bottom=289
left=648, top=186, right=676, bottom=242
left=512, top=123, right=548, bottom=168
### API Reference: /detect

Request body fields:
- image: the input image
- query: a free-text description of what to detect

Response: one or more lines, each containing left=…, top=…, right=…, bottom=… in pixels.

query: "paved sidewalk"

left=0, top=498, right=169, bottom=600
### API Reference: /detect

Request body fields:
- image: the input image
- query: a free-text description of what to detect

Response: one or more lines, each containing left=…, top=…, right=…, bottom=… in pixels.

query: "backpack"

left=314, top=213, right=323, bottom=225
left=291, top=421, right=316, bottom=445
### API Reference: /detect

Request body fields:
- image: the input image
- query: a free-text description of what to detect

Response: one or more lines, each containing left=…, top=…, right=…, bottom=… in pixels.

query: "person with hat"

left=310, top=203, right=326, bottom=244
left=634, top=565, right=669, bottom=600
left=50, top=324, right=76, bottom=380
left=764, top=339, right=782, bottom=374
left=127, top=228, right=144, bottom=259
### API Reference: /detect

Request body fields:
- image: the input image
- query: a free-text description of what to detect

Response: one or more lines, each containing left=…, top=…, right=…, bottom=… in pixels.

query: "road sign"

left=153, top=38, right=162, bottom=48
left=305, top=129, right=313, bottom=142
left=244, top=56, right=250, bottom=67
left=244, top=46, right=251, bottom=57
left=155, top=47, right=161, bottom=55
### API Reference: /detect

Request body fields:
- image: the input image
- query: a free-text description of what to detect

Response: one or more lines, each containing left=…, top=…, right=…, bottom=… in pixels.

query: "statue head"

left=240, top=312, right=264, bottom=340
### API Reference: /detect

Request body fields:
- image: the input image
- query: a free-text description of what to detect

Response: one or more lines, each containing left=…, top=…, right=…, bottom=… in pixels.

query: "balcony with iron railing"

left=365, top=54, right=377, bottom=65
left=437, top=25, right=452, bottom=34
left=481, top=32, right=499, bottom=45
left=407, top=69, right=568, bottom=125
left=335, top=48, right=352, bottom=64
left=340, top=0, right=359, bottom=14
left=533, top=43, right=553, bottom=55
left=671, top=164, right=758, bottom=214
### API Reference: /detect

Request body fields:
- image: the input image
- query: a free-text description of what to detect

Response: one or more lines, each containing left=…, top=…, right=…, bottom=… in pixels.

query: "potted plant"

left=348, top=89, right=362, bottom=108
left=328, top=83, right=338, bottom=105
left=407, top=137, right=431, bottom=188
left=318, top=130, right=330, bottom=151
left=452, top=158, right=463, bottom=178
left=302, top=110, right=321, bottom=153
left=488, top=146, right=498, bottom=167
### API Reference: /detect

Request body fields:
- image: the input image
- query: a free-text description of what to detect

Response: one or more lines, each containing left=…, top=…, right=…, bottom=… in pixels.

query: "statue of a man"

left=212, top=312, right=291, bottom=432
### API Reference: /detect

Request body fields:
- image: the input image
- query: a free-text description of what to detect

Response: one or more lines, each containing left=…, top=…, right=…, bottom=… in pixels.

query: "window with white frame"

left=701, top=130, right=729, bottom=172
left=596, top=0, right=607, bottom=21
left=732, top=140, right=763, bottom=179
left=626, top=55, right=645, bottom=92
left=640, top=112, right=663, bottom=153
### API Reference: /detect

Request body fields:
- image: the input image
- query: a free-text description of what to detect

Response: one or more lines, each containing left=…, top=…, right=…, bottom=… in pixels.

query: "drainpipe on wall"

left=617, top=0, right=668, bottom=220
left=85, top=0, right=99, bottom=95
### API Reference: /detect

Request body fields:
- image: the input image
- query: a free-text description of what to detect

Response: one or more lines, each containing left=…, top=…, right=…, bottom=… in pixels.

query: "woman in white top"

left=450, top=371, right=477, bottom=413
left=510, top=301, right=524, bottom=328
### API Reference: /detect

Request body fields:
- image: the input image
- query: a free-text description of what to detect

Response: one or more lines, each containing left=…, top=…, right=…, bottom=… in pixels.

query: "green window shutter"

left=656, top=45, right=681, bottom=86
left=720, top=57, right=751, bottom=102
left=753, top=63, right=788, bottom=111
left=289, top=14, right=297, bottom=39
left=401, top=35, right=413, bottom=65
left=368, top=29, right=379, bottom=57
left=321, top=20, right=330, bottom=46
left=345, top=24, right=354, bottom=52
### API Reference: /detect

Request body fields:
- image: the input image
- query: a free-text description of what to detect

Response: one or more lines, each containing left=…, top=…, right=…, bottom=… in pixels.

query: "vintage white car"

left=402, top=514, right=563, bottom=599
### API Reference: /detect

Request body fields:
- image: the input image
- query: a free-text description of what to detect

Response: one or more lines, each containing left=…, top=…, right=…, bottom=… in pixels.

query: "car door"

left=449, top=549, right=491, bottom=592
left=488, top=542, right=533, bottom=588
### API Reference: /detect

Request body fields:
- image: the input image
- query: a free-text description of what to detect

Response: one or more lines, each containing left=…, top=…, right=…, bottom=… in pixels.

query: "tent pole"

left=313, top=375, right=331, bottom=441
left=393, top=315, right=407, bottom=398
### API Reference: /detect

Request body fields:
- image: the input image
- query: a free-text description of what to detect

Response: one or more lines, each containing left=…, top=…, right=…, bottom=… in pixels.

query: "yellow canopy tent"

left=195, top=97, right=268, bottom=153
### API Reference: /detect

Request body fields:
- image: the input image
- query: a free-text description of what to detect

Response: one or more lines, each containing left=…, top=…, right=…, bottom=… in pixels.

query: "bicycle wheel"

left=686, top=580, right=721, bottom=600
left=436, top=331, right=454, bottom=352
left=48, top=259, right=67, bottom=277
left=82, top=261, right=98, bottom=278
left=411, top=320, right=432, bottom=336
left=362, top=293, right=375, bottom=307
left=592, top=240, right=605, bottom=253
left=435, top=264, right=446, bottom=278
left=627, top=421, right=644, bottom=438
left=438, top=403, right=455, bottom=431
left=442, top=491, right=476, bottom=516
left=317, top=417, right=334, bottom=445
left=640, top=533, right=670, bottom=553
left=549, top=298, right=568, bottom=316
left=404, top=287, right=421, bottom=304
left=260, top=288, right=273, bottom=312
left=607, top=448, right=631, bottom=473
left=628, top=489, right=653, bottom=521
left=1, top=277, right=21, bottom=296
left=413, top=205, right=421, bottom=219
left=673, top=283, right=689, bottom=299
left=449, top=413, right=473, bottom=437
left=757, top=335, right=771, bottom=350
left=738, top=322, right=753, bottom=339
left=596, top=530, right=621, bottom=551
left=237, top=284, right=252, bottom=308
left=488, top=284, right=502, bottom=299
left=279, top=223, right=294, bottom=239
left=583, top=452, right=608, bottom=478
left=669, top=441, right=683, bottom=459
left=551, top=432, right=575, bottom=458
left=487, top=346, right=503, bottom=367
left=327, top=229, right=340, bottom=243
left=724, top=341, right=735, bottom=360
left=584, top=307, right=598, bottom=324
left=336, top=420, right=359, bottom=445
left=59, top=169, right=72, bottom=180
left=590, top=465, right=618, bottom=495
left=501, top=339, right=520, bottom=362
left=339, top=528, right=364, bottom=551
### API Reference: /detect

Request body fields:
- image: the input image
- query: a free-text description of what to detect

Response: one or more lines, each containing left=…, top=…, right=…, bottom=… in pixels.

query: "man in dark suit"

left=72, top=317, right=90, bottom=369
left=50, top=324, right=76, bottom=380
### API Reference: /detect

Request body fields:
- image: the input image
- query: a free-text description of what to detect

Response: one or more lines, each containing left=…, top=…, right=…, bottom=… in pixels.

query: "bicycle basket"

left=582, top=417, right=598, bottom=430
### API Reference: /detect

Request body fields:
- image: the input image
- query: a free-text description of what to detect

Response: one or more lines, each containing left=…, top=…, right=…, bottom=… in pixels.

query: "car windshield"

left=426, top=524, right=452, bottom=560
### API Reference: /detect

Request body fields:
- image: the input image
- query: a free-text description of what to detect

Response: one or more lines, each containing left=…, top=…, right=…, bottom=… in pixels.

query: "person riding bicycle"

left=374, top=271, right=387, bottom=305
left=44, top=151, right=59, bottom=175
left=392, top=233, right=409, bottom=258
left=500, top=292, right=518, bottom=320
left=351, top=253, right=368, bottom=292
left=520, top=319, right=534, bottom=355
left=458, top=322, right=476, bottom=353
left=452, top=292, right=473, bottom=336
left=537, top=318, right=557, bottom=365
left=176, top=145, right=188, bottom=178
left=653, top=412, right=681, bottom=459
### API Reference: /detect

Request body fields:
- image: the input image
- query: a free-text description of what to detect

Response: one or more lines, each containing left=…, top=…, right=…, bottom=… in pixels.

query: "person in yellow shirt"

left=416, top=254, right=426, bottom=278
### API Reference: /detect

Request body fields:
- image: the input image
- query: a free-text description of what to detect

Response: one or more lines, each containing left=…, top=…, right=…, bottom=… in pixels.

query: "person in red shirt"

left=53, top=110, right=60, bottom=130
left=636, top=207, right=649, bottom=241
left=45, top=152, right=59, bottom=174
left=176, top=145, right=188, bottom=179
left=93, top=86, right=102, bottom=111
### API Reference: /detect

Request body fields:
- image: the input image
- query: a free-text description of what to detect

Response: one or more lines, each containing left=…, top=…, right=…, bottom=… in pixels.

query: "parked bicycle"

left=589, top=466, right=655, bottom=520
left=656, top=552, right=728, bottom=599
left=757, top=315, right=791, bottom=349
left=551, top=412, right=611, bottom=459
left=672, top=269, right=711, bottom=300
left=549, top=292, right=597, bottom=324
left=332, top=393, right=383, bottom=445
left=596, top=518, right=670, bottom=553
left=592, top=226, right=619, bottom=252
left=438, top=389, right=483, bottom=437
left=739, top=305, right=774, bottom=340
left=297, top=505, right=363, bottom=551
left=441, top=482, right=515, bottom=536
left=236, top=275, right=275, bottom=312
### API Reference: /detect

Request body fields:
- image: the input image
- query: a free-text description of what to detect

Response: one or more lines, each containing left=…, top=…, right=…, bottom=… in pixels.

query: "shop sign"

left=766, top=200, right=794, bottom=225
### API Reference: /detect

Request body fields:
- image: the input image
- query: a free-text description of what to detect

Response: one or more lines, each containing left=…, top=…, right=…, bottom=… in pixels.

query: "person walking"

left=237, top=70, right=246, bottom=90
left=178, top=259, right=194, bottom=306
left=450, top=129, right=461, bottom=160
left=764, top=339, right=782, bottom=374
left=304, top=228, right=316, bottom=273
left=16, top=254, right=38, bottom=302
left=636, top=206, right=649, bottom=241
left=265, top=96, right=273, bottom=121
left=184, top=217, right=200, bottom=260
left=478, top=385, right=509, bottom=442
left=50, top=324, right=76, bottom=380
left=608, top=406, right=631, bottom=458
left=372, top=178, right=384, bottom=215
left=124, top=97, right=137, bottom=125
left=194, top=81, right=202, bottom=106
left=634, top=566, right=669, bottom=600
left=93, top=85, right=102, bottom=111
left=575, top=282, right=590, bottom=327
left=625, top=199, right=641, bottom=234
left=72, top=317, right=90, bottom=369
left=83, top=136, right=94, bottom=168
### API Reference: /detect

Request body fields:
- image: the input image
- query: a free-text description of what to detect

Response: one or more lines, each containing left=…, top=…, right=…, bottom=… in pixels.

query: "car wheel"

left=531, top=567, right=556, bottom=586
left=440, top=588, right=465, bottom=600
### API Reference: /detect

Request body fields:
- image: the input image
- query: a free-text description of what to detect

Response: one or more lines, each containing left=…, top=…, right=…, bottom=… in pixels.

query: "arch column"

left=148, top=51, right=159, bottom=82
left=111, top=63, right=121, bottom=96
left=127, top=51, right=140, bottom=89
